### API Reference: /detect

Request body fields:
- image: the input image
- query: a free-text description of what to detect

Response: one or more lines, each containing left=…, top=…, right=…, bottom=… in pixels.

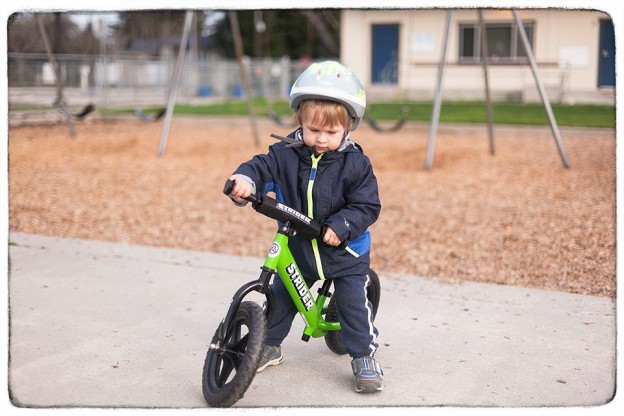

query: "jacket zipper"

left=308, top=153, right=326, bottom=280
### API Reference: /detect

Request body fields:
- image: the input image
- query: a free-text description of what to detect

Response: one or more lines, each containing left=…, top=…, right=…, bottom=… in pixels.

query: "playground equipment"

left=157, top=10, right=261, bottom=155
left=267, top=109, right=296, bottom=127
left=364, top=104, right=409, bottom=133
left=135, top=107, right=166, bottom=122
left=35, top=15, right=95, bottom=137
left=424, top=9, right=570, bottom=170
left=229, top=11, right=260, bottom=146
left=157, top=10, right=194, bottom=156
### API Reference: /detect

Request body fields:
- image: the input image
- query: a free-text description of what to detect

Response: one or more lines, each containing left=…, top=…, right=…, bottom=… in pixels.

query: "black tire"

left=202, top=301, right=267, bottom=407
left=324, top=269, right=381, bottom=355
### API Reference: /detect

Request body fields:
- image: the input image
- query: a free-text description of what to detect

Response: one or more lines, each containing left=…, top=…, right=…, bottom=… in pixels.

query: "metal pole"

left=478, top=9, right=495, bottom=155
left=424, top=10, right=453, bottom=170
left=36, top=15, right=75, bottom=138
left=229, top=11, right=260, bottom=147
left=513, top=9, right=570, bottom=168
left=98, top=19, right=108, bottom=109
left=158, top=11, right=194, bottom=157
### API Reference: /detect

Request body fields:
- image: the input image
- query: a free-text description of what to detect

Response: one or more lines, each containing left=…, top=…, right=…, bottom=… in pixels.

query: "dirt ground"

left=7, top=116, right=616, bottom=297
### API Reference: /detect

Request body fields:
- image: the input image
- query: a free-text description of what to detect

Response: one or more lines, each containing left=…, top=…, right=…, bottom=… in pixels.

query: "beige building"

left=340, top=9, right=615, bottom=104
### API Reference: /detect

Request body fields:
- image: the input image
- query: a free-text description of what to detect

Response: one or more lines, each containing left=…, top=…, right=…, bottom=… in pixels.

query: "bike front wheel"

left=202, top=301, right=267, bottom=407
left=324, top=269, right=381, bottom=355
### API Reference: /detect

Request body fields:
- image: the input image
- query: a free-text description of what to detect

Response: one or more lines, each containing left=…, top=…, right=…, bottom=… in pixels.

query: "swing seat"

left=73, top=103, right=96, bottom=119
left=135, top=107, right=167, bottom=122
left=364, top=115, right=407, bottom=133
left=364, top=104, right=410, bottom=133
left=268, top=110, right=296, bottom=127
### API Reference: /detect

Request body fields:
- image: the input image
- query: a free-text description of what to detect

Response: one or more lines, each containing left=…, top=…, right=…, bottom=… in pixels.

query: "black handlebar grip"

left=223, top=179, right=235, bottom=196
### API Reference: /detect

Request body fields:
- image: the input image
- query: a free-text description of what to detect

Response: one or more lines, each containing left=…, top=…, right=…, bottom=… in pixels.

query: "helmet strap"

left=346, top=116, right=355, bottom=132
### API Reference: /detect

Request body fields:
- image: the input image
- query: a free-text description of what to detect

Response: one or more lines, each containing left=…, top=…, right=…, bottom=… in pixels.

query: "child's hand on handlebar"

left=228, top=176, right=253, bottom=203
left=322, top=226, right=342, bottom=247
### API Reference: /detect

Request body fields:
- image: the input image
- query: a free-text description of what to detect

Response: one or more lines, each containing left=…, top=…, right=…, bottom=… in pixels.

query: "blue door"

left=598, top=19, right=615, bottom=87
left=371, top=24, right=399, bottom=84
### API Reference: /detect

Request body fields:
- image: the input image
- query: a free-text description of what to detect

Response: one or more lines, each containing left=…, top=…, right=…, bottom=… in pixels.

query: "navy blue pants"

left=266, top=272, right=379, bottom=358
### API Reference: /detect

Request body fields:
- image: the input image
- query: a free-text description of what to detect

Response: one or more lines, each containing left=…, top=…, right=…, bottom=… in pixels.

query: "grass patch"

left=105, top=99, right=616, bottom=129
left=365, top=101, right=615, bottom=128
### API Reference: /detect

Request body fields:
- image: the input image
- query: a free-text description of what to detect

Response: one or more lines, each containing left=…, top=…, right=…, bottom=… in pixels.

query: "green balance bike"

left=201, top=179, right=381, bottom=407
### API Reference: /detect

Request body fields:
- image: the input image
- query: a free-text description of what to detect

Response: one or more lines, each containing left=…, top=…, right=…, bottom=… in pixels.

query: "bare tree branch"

left=299, top=10, right=338, bottom=55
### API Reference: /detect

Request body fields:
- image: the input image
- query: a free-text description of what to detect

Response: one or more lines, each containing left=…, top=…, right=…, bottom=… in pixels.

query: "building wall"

left=341, top=9, right=614, bottom=104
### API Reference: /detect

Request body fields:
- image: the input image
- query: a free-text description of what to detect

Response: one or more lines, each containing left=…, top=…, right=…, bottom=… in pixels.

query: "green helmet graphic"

left=289, top=61, right=367, bottom=130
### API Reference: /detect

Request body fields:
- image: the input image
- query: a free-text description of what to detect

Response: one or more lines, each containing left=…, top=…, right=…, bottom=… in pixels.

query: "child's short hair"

left=295, top=99, right=350, bottom=129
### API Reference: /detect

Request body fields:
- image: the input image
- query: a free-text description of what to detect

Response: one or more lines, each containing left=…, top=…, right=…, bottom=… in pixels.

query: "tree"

left=114, top=10, right=187, bottom=57
left=7, top=9, right=341, bottom=59
left=8, top=12, right=99, bottom=54
left=207, top=9, right=340, bottom=59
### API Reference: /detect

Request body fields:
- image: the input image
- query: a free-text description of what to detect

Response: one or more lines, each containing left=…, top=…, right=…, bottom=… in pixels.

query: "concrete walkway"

left=5, top=233, right=620, bottom=414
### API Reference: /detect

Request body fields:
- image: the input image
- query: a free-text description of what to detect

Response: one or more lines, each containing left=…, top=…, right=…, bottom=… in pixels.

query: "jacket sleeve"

left=323, top=156, right=381, bottom=243
left=232, top=144, right=280, bottom=194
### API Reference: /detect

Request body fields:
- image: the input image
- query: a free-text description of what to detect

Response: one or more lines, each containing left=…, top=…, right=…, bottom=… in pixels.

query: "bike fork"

left=216, top=267, right=275, bottom=342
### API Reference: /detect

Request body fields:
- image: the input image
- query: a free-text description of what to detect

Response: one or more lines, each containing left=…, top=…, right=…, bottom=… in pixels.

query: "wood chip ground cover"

left=8, top=117, right=616, bottom=297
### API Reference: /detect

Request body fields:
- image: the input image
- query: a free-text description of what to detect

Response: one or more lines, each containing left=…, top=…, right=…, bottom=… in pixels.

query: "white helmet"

left=289, top=61, right=366, bottom=130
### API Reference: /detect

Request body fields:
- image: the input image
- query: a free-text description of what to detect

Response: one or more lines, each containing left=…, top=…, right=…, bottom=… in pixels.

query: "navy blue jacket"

left=232, top=129, right=381, bottom=280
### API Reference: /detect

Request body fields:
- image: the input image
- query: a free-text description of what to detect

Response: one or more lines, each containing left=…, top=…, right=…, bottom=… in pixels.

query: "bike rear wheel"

left=202, top=301, right=267, bottom=407
left=324, top=269, right=381, bottom=355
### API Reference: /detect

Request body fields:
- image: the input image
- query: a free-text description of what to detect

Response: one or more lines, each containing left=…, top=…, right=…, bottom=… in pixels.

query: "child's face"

left=301, top=121, right=346, bottom=154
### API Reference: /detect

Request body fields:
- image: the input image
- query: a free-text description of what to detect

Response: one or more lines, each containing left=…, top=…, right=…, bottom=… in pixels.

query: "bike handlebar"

left=223, top=179, right=258, bottom=204
left=224, top=179, right=325, bottom=241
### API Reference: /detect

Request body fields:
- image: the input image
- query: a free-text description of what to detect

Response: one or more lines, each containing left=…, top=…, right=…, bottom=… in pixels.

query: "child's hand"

left=228, top=175, right=253, bottom=202
left=322, top=226, right=341, bottom=247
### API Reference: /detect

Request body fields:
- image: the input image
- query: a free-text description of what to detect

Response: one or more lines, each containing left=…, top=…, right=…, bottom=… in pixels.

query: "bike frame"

left=217, top=179, right=344, bottom=346
left=218, top=219, right=340, bottom=344
left=265, top=225, right=341, bottom=339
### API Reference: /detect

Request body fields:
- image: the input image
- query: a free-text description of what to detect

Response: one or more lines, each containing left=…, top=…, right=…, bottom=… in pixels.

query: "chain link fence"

left=8, top=53, right=309, bottom=111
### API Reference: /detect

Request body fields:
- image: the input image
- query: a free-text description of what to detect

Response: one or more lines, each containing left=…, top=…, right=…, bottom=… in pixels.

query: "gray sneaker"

left=257, top=345, right=283, bottom=373
left=351, top=356, right=384, bottom=393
